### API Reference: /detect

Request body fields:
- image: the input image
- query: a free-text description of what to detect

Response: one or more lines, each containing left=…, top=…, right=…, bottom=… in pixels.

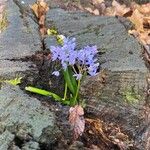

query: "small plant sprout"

left=0, top=76, right=22, bottom=86
left=25, top=35, right=100, bottom=140
left=26, top=36, right=99, bottom=106
left=50, top=36, right=99, bottom=106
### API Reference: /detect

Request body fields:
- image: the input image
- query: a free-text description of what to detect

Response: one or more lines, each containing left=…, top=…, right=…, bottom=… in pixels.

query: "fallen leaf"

left=93, top=9, right=100, bottom=15
left=140, top=32, right=150, bottom=45
left=132, top=3, right=150, bottom=15
left=39, top=15, right=45, bottom=25
left=98, top=3, right=106, bottom=15
left=128, top=29, right=139, bottom=38
left=105, top=7, right=115, bottom=16
left=92, top=0, right=104, bottom=5
left=30, top=0, right=49, bottom=36
left=128, top=9, right=144, bottom=32
left=112, top=0, right=130, bottom=16
left=69, top=105, right=85, bottom=140
left=84, top=7, right=93, bottom=14
left=30, top=3, right=39, bottom=18
left=31, top=0, right=49, bottom=18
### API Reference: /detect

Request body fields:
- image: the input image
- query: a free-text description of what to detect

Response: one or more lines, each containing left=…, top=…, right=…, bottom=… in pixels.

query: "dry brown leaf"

left=135, top=3, right=150, bottom=15
left=143, top=17, right=150, bottom=29
left=129, top=30, right=150, bottom=45
left=128, top=9, right=144, bottom=32
left=127, top=3, right=150, bottom=46
left=30, top=3, right=39, bottom=18
left=30, top=0, right=49, bottom=36
left=84, top=7, right=93, bottom=14
left=130, top=2, right=150, bottom=20
left=105, top=0, right=130, bottom=16
left=128, top=29, right=139, bottom=38
left=139, top=32, right=150, bottom=45
left=98, top=3, right=106, bottom=15
left=93, top=9, right=100, bottom=15
left=92, top=0, right=104, bottom=5
left=69, top=105, right=85, bottom=140
left=112, top=0, right=130, bottom=16
left=105, top=7, right=115, bottom=16
left=30, top=0, right=49, bottom=19
left=39, top=15, right=45, bottom=25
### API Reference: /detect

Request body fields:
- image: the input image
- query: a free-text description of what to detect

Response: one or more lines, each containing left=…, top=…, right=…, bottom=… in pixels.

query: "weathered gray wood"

left=45, top=8, right=149, bottom=149
left=0, top=0, right=41, bottom=76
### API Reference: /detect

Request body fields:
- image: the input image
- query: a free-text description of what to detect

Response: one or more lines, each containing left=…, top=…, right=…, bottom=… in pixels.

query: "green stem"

left=63, top=82, right=68, bottom=100
left=72, top=65, right=78, bottom=74
left=74, top=79, right=81, bottom=105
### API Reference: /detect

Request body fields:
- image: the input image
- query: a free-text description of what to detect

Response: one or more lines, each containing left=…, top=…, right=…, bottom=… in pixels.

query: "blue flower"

left=52, top=71, right=60, bottom=76
left=50, top=36, right=100, bottom=78
left=68, top=51, right=77, bottom=65
left=50, top=46, right=60, bottom=61
left=61, top=61, right=67, bottom=70
left=77, top=49, right=85, bottom=63
left=88, top=63, right=99, bottom=76
left=73, top=73, right=82, bottom=80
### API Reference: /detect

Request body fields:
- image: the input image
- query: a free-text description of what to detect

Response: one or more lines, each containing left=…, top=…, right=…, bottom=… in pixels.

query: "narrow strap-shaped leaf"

left=63, top=68, right=76, bottom=95
left=68, top=66, right=77, bottom=90
left=25, top=86, right=70, bottom=105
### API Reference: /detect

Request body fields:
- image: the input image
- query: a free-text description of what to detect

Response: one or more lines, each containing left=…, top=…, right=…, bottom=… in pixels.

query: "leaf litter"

left=82, top=118, right=134, bottom=150
left=30, top=0, right=49, bottom=36
left=69, top=105, right=85, bottom=141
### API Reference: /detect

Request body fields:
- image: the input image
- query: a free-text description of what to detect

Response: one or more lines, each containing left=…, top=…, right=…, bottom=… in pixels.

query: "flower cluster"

left=50, top=36, right=99, bottom=80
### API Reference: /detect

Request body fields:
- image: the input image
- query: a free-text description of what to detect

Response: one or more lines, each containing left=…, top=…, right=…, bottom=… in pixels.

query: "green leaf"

left=63, top=68, right=77, bottom=95
left=68, top=67, right=77, bottom=90
left=69, top=96, right=75, bottom=106
left=25, top=86, right=70, bottom=105
left=47, top=29, right=58, bottom=35
left=5, top=77, right=22, bottom=85
left=56, top=35, right=64, bottom=45
left=25, top=86, right=61, bottom=99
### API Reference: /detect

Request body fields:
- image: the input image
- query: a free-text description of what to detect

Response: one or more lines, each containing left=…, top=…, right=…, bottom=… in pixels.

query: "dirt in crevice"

left=13, top=136, right=24, bottom=148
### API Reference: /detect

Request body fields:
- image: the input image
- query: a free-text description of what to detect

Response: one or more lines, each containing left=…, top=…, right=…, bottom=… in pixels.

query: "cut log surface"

left=45, top=8, right=150, bottom=149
